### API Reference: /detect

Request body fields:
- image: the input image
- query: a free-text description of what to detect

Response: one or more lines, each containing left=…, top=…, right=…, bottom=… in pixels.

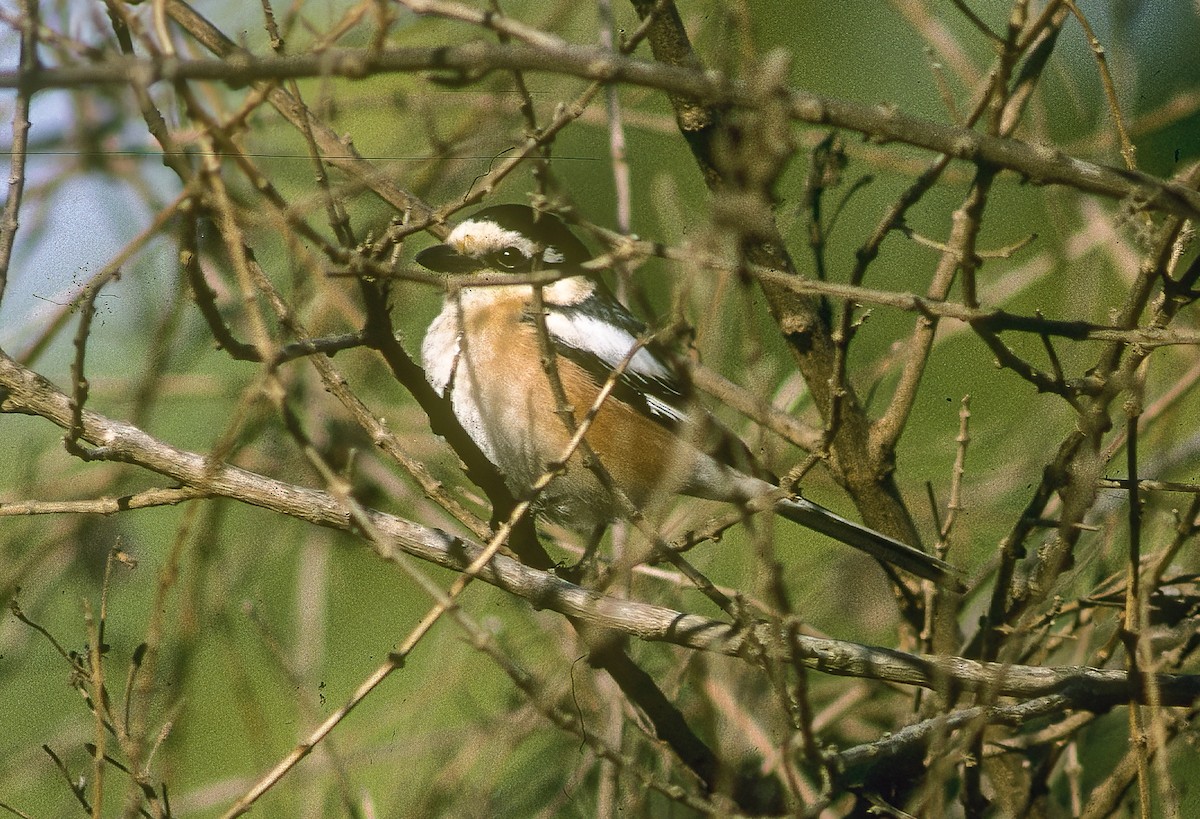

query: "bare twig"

left=0, top=486, right=211, bottom=516
left=0, top=0, right=38, bottom=307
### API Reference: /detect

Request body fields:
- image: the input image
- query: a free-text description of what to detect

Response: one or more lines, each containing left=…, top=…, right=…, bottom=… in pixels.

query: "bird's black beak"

left=415, top=244, right=484, bottom=273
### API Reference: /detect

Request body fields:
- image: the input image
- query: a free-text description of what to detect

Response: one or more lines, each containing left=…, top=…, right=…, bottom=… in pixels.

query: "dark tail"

left=777, top=496, right=964, bottom=590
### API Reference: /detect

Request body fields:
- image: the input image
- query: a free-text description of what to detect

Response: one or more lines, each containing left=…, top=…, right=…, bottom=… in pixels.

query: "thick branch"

left=2, top=349, right=1196, bottom=707
left=1, top=43, right=1197, bottom=219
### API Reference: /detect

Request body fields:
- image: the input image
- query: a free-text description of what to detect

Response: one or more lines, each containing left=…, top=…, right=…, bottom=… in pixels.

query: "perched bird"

left=418, top=204, right=959, bottom=586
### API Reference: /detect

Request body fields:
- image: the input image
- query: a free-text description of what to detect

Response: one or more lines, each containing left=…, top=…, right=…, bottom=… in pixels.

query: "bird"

left=417, top=204, right=960, bottom=587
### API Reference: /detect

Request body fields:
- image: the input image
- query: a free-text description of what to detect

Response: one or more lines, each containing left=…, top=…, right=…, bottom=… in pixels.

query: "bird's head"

left=416, top=205, right=592, bottom=275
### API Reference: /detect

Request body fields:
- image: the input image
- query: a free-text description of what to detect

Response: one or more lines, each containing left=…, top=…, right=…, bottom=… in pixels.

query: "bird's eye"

left=495, top=246, right=525, bottom=270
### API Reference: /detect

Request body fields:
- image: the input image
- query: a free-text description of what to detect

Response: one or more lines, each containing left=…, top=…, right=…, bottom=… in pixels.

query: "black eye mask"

left=414, top=243, right=485, bottom=273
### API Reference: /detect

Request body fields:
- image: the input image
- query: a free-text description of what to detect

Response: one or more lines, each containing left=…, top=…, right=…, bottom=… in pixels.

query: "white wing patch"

left=645, top=394, right=687, bottom=422
left=543, top=312, right=673, bottom=383
left=542, top=276, right=594, bottom=305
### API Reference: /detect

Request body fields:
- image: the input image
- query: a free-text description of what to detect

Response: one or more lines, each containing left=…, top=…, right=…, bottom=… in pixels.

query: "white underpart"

left=420, top=295, right=501, bottom=464
left=422, top=283, right=599, bottom=467
left=421, top=303, right=459, bottom=397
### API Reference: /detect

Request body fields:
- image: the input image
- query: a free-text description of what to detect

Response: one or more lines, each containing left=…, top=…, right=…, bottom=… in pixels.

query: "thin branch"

left=0, top=486, right=211, bottom=516
left=397, top=0, right=570, bottom=49
left=873, top=169, right=996, bottom=451
left=835, top=693, right=1073, bottom=785
left=0, top=0, right=38, bottom=307
left=1064, top=1, right=1137, bottom=170
left=3, top=348, right=1199, bottom=707
left=3, top=44, right=1199, bottom=219
left=583, top=235, right=1200, bottom=351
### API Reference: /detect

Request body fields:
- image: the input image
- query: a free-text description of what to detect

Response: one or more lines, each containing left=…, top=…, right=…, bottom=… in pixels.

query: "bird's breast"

left=421, top=287, right=695, bottom=529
